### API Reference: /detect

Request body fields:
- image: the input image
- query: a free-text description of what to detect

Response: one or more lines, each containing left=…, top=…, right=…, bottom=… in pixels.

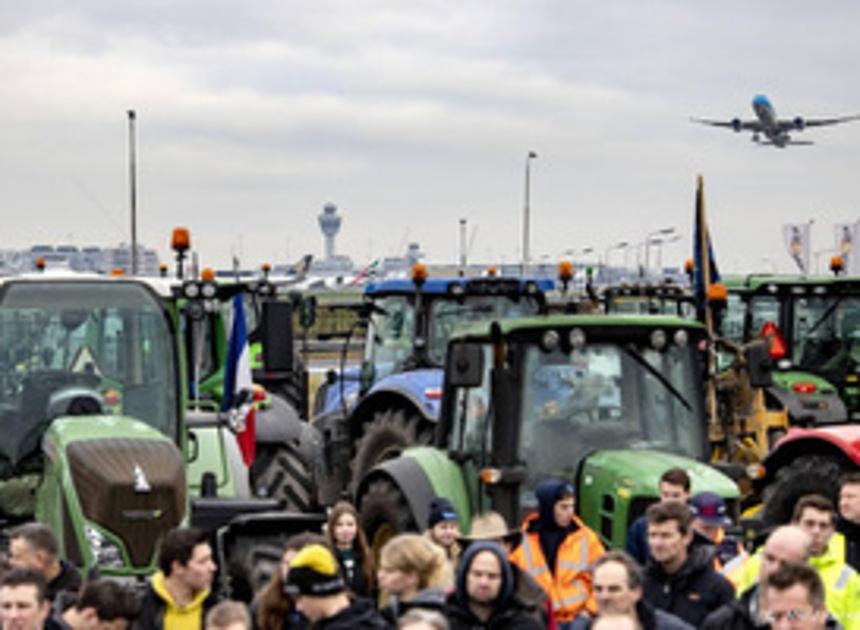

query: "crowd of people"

left=2, top=469, right=860, bottom=629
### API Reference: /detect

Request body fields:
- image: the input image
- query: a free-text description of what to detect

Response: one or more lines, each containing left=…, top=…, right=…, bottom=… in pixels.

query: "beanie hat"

left=427, top=497, right=459, bottom=529
left=283, top=544, right=345, bottom=597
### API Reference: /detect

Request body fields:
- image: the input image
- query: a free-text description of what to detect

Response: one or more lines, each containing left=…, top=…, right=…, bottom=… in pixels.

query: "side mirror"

left=446, top=342, right=484, bottom=387
left=260, top=301, right=294, bottom=372
left=299, top=296, right=317, bottom=329
left=746, top=340, right=773, bottom=388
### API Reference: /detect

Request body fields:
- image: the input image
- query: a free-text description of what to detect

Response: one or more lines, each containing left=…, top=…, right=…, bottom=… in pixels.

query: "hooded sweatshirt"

left=535, top=479, right=576, bottom=575
left=139, top=571, right=211, bottom=630
left=447, top=542, right=542, bottom=630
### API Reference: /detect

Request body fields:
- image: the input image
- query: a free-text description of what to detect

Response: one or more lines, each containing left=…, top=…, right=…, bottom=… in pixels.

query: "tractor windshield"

left=0, top=281, right=179, bottom=472
left=792, top=294, right=860, bottom=375
left=428, top=295, right=543, bottom=364
left=518, top=341, right=704, bottom=488
left=367, top=292, right=543, bottom=374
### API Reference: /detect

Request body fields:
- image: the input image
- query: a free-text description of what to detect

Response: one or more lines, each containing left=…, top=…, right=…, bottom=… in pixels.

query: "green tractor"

left=355, top=314, right=739, bottom=551
left=0, top=271, right=318, bottom=598
left=721, top=274, right=860, bottom=425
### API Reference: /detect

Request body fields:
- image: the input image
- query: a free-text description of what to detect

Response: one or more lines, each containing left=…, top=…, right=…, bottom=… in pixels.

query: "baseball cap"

left=690, top=491, right=731, bottom=526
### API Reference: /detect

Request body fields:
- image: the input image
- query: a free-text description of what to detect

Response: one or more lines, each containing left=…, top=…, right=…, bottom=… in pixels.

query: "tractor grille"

left=68, top=438, right=186, bottom=567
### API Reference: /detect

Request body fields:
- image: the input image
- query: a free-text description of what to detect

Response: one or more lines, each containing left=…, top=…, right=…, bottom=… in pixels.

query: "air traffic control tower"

left=318, top=202, right=342, bottom=260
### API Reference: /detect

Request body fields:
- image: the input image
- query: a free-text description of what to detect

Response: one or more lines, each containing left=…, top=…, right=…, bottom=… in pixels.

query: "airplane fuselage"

left=752, top=94, right=788, bottom=147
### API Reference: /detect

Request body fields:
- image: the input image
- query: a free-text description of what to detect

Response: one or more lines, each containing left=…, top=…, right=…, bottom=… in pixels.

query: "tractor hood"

left=581, top=449, right=739, bottom=498
left=577, top=449, right=738, bottom=547
left=367, top=368, right=443, bottom=420
left=40, top=415, right=187, bottom=569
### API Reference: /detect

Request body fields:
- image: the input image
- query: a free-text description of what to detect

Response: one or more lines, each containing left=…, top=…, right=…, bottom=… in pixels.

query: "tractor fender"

left=349, top=390, right=429, bottom=441
left=763, top=426, right=860, bottom=481
left=254, top=396, right=304, bottom=444
left=766, top=381, right=846, bottom=425
left=355, top=454, right=437, bottom=529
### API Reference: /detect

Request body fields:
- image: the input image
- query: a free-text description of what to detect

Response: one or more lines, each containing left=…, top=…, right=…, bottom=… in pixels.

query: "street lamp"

left=650, top=233, right=681, bottom=277
left=602, top=241, right=629, bottom=282
left=521, top=150, right=538, bottom=275
left=644, top=227, right=675, bottom=277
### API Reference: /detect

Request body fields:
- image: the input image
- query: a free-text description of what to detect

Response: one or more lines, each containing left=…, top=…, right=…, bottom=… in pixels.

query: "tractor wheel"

left=225, top=537, right=284, bottom=602
left=351, top=409, right=432, bottom=488
left=761, top=455, right=845, bottom=527
left=251, top=442, right=315, bottom=512
left=358, top=475, right=418, bottom=562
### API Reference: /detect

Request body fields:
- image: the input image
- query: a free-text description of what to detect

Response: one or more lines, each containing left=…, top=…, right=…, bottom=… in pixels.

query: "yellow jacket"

left=723, top=535, right=860, bottom=630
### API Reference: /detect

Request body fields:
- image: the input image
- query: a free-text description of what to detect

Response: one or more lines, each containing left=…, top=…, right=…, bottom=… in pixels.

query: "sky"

left=2, top=1, right=859, bottom=274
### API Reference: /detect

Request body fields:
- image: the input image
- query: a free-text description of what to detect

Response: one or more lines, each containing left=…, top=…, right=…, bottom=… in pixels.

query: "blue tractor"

left=309, top=268, right=553, bottom=505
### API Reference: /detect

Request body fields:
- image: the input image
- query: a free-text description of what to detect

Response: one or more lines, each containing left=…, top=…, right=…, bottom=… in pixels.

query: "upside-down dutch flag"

left=222, top=293, right=256, bottom=466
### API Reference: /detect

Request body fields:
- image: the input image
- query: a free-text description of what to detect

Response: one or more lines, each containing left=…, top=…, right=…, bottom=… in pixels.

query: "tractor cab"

left=723, top=274, right=860, bottom=423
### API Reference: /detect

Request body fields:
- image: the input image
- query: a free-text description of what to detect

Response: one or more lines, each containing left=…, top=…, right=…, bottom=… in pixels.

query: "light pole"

left=604, top=240, right=629, bottom=280
left=127, top=110, right=138, bottom=276
left=644, top=227, right=675, bottom=278
left=521, top=150, right=538, bottom=275
left=652, top=233, right=681, bottom=277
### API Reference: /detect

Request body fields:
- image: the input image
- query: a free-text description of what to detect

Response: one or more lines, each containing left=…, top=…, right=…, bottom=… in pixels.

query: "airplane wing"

left=690, top=117, right=763, bottom=132
left=778, top=114, right=860, bottom=130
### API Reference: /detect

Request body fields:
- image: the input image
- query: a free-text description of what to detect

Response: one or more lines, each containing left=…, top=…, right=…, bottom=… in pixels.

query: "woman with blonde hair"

left=377, top=533, right=452, bottom=622
left=324, top=500, right=375, bottom=597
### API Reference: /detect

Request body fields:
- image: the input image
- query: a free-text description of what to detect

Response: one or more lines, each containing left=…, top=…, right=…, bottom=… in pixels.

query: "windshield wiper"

left=622, top=346, right=692, bottom=412
left=805, top=295, right=845, bottom=337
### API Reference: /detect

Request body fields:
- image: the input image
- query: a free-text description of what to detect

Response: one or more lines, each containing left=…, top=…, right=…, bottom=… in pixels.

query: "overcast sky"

left=2, top=1, right=859, bottom=273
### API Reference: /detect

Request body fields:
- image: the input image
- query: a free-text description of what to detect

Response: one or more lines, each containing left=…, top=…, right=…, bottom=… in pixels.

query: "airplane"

left=691, top=94, right=860, bottom=147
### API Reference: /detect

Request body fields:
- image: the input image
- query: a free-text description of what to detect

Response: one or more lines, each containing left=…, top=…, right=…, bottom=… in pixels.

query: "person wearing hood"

left=641, top=501, right=733, bottom=628
left=510, top=479, right=604, bottom=628
left=459, top=511, right=556, bottom=629
left=446, top=541, right=543, bottom=630
left=283, top=544, right=388, bottom=630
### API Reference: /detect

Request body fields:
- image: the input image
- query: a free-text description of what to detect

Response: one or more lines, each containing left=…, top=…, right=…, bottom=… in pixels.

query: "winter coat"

left=569, top=600, right=692, bottom=630
left=837, top=518, right=860, bottom=572
left=381, top=587, right=447, bottom=624
left=314, top=598, right=389, bottom=630
left=445, top=592, right=544, bottom=630
left=699, top=585, right=765, bottom=630
left=642, top=545, right=734, bottom=628
left=47, top=561, right=82, bottom=603
left=625, top=515, right=649, bottom=566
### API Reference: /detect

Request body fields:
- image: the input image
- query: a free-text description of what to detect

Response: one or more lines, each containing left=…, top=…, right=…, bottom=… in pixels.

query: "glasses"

left=764, top=609, right=812, bottom=623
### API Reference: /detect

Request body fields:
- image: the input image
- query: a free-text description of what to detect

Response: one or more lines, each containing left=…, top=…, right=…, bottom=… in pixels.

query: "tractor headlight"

left=85, top=525, right=123, bottom=568
left=183, top=282, right=200, bottom=299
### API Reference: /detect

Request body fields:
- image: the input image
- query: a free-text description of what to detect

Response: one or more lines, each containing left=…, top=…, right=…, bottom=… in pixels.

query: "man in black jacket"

left=458, top=511, right=550, bottom=628
left=445, top=541, right=542, bottom=630
left=838, top=472, right=860, bottom=571
left=8, top=523, right=82, bottom=603
left=642, top=501, right=733, bottom=627
left=284, top=544, right=387, bottom=630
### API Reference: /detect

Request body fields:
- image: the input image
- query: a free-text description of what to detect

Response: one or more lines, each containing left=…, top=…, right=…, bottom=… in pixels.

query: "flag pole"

left=697, top=175, right=720, bottom=443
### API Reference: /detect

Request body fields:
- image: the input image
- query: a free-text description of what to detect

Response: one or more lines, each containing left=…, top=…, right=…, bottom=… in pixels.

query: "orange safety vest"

left=509, top=514, right=605, bottom=622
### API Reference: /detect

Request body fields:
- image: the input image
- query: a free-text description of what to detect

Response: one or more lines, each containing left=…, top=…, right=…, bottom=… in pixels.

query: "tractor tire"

left=761, top=455, right=844, bottom=527
left=225, top=538, right=284, bottom=602
left=358, top=475, right=418, bottom=561
left=250, top=443, right=315, bottom=512
left=351, top=409, right=432, bottom=488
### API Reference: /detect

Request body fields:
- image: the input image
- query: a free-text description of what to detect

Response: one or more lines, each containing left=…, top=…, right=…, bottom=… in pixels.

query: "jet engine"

left=793, top=116, right=805, bottom=131
left=731, top=118, right=742, bottom=132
